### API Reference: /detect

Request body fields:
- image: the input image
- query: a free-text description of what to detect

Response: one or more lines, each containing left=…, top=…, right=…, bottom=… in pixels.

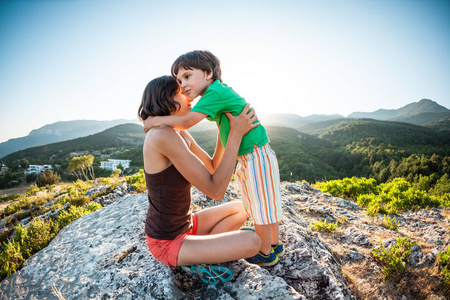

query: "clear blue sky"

left=1, top=0, right=449, bottom=143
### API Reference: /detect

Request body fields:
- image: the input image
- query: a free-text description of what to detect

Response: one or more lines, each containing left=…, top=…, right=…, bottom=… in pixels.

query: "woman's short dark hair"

left=171, top=50, right=222, bottom=82
left=138, top=76, right=181, bottom=121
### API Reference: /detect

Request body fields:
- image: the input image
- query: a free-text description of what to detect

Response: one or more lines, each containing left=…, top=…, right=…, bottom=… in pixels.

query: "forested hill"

left=1, top=120, right=449, bottom=184
left=265, top=121, right=449, bottom=182
left=1, top=124, right=145, bottom=165
left=0, top=119, right=140, bottom=159
left=299, top=118, right=450, bottom=155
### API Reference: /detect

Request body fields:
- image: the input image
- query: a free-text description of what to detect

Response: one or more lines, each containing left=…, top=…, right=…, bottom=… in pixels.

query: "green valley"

left=1, top=118, right=449, bottom=190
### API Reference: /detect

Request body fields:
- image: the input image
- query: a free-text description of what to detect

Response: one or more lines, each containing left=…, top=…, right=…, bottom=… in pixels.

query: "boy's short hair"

left=171, top=50, right=222, bottom=82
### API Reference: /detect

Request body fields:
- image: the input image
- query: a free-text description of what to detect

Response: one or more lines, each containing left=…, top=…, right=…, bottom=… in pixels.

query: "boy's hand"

left=143, top=117, right=156, bottom=133
left=225, top=104, right=259, bottom=137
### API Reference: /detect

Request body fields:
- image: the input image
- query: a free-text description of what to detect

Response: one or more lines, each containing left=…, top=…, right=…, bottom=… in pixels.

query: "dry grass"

left=0, top=184, right=31, bottom=197
left=435, top=281, right=450, bottom=299
left=51, top=285, right=66, bottom=300
left=373, top=229, right=397, bottom=241
left=341, top=260, right=384, bottom=300
left=342, top=259, right=443, bottom=300
left=441, top=208, right=450, bottom=221
left=294, top=198, right=448, bottom=300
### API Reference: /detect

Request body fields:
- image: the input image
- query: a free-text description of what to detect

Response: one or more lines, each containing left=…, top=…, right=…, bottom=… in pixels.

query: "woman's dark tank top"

left=144, top=164, right=192, bottom=240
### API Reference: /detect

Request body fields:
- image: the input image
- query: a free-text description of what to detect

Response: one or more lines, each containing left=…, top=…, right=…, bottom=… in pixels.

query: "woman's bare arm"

left=154, top=104, right=258, bottom=199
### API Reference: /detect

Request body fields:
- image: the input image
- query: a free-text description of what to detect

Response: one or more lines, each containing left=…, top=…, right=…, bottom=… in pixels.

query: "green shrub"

left=66, top=180, right=94, bottom=197
left=314, top=177, right=378, bottom=200
left=126, top=169, right=146, bottom=193
left=372, top=235, right=416, bottom=281
left=13, top=219, right=59, bottom=257
left=36, top=170, right=61, bottom=187
left=0, top=241, right=25, bottom=279
left=0, top=201, right=102, bottom=280
left=0, top=218, right=59, bottom=280
left=310, top=219, right=342, bottom=232
left=440, top=193, right=450, bottom=207
left=0, top=194, right=21, bottom=203
left=110, top=168, right=122, bottom=178
left=26, top=184, right=40, bottom=196
left=57, top=202, right=101, bottom=228
left=382, top=215, right=400, bottom=231
left=329, top=177, right=447, bottom=215
left=1, top=193, right=54, bottom=218
left=438, top=245, right=450, bottom=283
left=68, top=195, right=90, bottom=207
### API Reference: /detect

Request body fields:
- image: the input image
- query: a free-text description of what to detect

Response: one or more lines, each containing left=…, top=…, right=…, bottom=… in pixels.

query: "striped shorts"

left=235, top=144, right=282, bottom=225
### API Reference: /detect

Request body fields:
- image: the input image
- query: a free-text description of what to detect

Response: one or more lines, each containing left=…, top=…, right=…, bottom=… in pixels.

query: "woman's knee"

left=228, top=200, right=245, bottom=213
left=243, top=232, right=261, bottom=255
left=231, top=201, right=248, bottom=218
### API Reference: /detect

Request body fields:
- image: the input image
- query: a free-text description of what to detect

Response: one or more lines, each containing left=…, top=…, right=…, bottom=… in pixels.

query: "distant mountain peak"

left=347, top=99, right=449, bottom=120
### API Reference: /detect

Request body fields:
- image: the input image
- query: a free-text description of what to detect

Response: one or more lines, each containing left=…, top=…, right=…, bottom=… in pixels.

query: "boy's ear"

left=204, top=71, right=213, bottom=80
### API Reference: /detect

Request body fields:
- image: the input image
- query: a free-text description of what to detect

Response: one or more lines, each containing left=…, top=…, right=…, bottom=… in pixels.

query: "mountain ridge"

left=1, top=99, right=448, bottom=160
left=347, top=99, right=449, bottom=120
left=0, top=119, right=141, bottom=159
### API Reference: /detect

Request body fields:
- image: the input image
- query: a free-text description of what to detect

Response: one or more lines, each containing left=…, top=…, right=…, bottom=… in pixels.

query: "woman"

left=138, top=76, right=261, bottom=284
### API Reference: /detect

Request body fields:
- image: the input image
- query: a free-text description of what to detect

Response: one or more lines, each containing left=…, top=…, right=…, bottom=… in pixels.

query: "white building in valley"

left=24, top=164, right=53, bottom=175
left=100, top=159, right=131, bottom=171
left=0, top=164, right=8, bottom=175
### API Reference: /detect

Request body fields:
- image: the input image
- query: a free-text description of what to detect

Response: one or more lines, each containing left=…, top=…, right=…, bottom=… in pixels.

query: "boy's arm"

left=211, top=133, right=224, bottom=171
left=143, top=111, right=207, bottom=132
left=179, top=129, right=223, bottom=174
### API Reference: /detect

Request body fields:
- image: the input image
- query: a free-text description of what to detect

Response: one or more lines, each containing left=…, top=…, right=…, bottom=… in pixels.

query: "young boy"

left=144, top=50, right=284, bottom=266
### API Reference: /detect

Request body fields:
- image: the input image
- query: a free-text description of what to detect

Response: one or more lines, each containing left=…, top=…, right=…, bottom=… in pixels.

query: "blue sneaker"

left=181, top=264, right=233, bottom=285
left=272, top=241, right=285, bottom=257
left=239, top=227, right=255, bottom=232
left=245, top=249, right=279, bottom=266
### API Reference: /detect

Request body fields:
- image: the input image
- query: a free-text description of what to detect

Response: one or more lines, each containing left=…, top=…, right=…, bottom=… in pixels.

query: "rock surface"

left=0, top=181, right=448, bottom=299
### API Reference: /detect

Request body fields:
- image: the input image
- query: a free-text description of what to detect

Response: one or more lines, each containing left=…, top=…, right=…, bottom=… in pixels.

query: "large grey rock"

left=2, top=179, right=448, bottom=299
left=341, top=226, right=372, bottom=247
left=0, top=183, right=355, bottom=300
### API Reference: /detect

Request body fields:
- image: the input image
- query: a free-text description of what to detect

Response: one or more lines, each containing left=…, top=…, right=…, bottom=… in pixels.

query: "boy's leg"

left=271, top=222, right=280, bottom=245
left=245, top=223, right=278, bottom=266
left=195, top=201, right=248, bottom=235
left=255, top=224, right=273, bottom=255
left=270, top=222, right=285, bottom=257
left=177, top=230, right=261, bottom=266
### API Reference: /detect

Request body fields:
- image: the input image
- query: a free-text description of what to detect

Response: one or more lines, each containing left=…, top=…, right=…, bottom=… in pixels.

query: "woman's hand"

left=225, top=104, right=260, bottom=137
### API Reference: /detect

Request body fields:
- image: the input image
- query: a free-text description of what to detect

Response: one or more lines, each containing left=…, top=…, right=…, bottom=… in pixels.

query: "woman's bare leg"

left=195, top=201, right=248, bottom=235
left=177, top=230, right=261, bottom=266
left=177, top=201, right=259, bottom=266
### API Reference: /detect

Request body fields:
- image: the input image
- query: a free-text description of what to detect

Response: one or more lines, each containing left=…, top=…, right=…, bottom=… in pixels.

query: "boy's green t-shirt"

left=191, top=80, right=269, bottom=156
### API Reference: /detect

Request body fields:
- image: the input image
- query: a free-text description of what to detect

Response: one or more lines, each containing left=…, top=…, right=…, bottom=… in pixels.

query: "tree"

left=20, top=159, right=29, bottom=170
left=36, top=170, right=61, bottom=187
left=26, top=173, right=37, bottom=183
left=67, top=155, right=95, bottom=181
left=110, top=168, right=122, bottom=178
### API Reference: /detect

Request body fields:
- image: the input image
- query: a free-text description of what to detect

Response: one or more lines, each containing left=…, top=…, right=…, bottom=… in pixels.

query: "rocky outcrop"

left=0, top=181, right=448, bottom=299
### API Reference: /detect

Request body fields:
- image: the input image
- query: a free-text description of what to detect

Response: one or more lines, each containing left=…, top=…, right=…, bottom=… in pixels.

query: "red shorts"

left=145, top=213, right=198, bottom=267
